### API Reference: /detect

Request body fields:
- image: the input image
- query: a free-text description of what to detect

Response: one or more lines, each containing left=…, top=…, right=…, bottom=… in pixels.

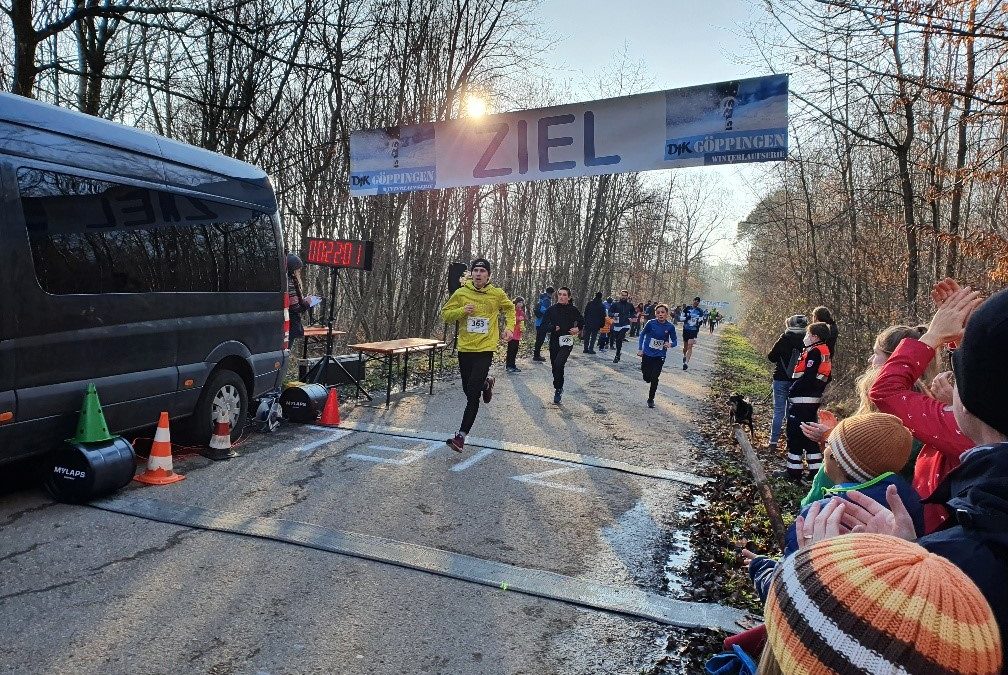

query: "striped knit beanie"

left=826, top=413, right=912, bottom=483
left=764, top=534, right=1002, bottom=674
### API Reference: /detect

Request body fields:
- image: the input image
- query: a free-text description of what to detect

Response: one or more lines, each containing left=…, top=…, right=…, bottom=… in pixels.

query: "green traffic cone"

left=70, top=383, right=115, bottom=444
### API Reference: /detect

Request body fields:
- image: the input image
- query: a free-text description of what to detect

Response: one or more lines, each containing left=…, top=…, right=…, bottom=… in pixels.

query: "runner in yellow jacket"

left=441, top=257, right=516, bottom=452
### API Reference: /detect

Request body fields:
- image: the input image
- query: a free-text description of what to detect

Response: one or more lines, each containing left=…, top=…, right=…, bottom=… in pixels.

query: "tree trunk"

left=946, top=2, right=977, bottom=279
left=10, top=0, right=39, bottom=97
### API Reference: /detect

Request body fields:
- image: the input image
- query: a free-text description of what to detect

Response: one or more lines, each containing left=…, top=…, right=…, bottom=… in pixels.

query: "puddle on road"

left=663, top=493, right=708, bottom=596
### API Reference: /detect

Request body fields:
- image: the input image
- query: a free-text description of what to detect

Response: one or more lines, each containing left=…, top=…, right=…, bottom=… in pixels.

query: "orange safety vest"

left=792, top=343, right=831, bottom=382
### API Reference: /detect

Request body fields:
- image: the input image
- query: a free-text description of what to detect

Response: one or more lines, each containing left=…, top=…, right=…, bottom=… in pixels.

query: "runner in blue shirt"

left=680, top=296, right=706, bottom=371
left=637, top=303, right=678, bottom=409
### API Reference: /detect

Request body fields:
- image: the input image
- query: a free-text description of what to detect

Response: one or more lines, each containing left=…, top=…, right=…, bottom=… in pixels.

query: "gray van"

left=0, top=92, right=288, bottom=465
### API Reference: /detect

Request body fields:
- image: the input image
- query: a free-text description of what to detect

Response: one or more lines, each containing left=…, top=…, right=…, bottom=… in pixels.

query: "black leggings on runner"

left=611, top=329, right=627, bottom=357
left=458, top=351, right=493, bottom=433
left=641, top=355, right=664, bottom=400
left=549, top=342, right=573, bottom=391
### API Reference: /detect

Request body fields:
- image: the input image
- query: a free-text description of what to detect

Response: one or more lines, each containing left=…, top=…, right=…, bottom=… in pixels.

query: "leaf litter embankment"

left=646, top=326, right=807, bottom=674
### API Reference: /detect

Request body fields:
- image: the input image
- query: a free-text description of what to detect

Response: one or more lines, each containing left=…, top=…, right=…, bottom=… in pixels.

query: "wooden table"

left=347, top=338, right=447, bottom=408
left=301, top=325, right=347, bottom=362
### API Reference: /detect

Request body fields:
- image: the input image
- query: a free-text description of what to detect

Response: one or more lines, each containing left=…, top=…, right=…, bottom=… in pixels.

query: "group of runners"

left=439, top=258, right=712, bottom=451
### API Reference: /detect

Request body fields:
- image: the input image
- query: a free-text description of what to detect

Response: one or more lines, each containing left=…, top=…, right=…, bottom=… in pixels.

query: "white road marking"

left=334, top=421, right=711, bottom=486
left=451, top=448, right=494, bottom=472
left=512, top=458, right=586, bottom=493
left=347, top=440, right=442, bottom=466
left=295, top=430, right=352, bottom=457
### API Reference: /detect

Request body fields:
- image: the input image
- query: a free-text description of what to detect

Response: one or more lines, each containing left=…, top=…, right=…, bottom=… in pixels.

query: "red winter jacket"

left=869, top=338, right=972, bottom=533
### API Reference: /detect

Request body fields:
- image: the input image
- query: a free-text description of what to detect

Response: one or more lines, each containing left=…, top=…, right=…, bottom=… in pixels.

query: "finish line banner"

left=349, top=74, right=788, bottom=196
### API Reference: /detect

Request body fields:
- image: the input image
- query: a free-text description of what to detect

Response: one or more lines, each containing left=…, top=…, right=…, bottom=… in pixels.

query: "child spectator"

left=598, top=314, right=614, bottom=351
left=759, top=534, right=1002, bottom=675
left=747, top=412, right=924, bottom=602
left=784, top=322, right=831, bottom=481
left=505, top=296, right=525, bottom=373
left=870, top=303, right=973, bottom=533
left=800, top=324, right=929, bottom=505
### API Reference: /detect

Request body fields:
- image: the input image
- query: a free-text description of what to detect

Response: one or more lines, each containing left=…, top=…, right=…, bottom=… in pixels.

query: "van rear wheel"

left=187, top=370, right=248, bottom=446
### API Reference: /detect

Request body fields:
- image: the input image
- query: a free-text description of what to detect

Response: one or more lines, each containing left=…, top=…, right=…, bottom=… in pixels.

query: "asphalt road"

left=1, top=330, right=726, bottom=675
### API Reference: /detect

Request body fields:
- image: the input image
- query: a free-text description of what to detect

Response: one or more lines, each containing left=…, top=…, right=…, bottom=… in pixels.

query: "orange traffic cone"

left=202, top=412, right=238, bottom=461
left=134, top=412, right=185, bottom=485
left=319, top=387, right=341, bottom=427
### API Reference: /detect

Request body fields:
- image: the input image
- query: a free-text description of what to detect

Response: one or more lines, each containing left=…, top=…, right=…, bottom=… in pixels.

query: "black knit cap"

left=470, top=257, right=491, bottom=273
left=953, top=286, right=1008, bottom=436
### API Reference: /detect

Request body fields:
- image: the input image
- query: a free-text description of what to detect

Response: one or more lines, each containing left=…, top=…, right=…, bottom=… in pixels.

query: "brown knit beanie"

left=826, top=412, right=912, bottom=483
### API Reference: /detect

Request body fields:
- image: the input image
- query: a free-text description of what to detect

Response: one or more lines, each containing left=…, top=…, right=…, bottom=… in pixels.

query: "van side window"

left=17, top=167, right=279, bottom=294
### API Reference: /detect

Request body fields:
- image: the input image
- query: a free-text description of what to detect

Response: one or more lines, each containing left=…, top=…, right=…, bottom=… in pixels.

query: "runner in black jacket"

left=608, top=290, right=636, bottom=363
left=542, top=287, right=583, bottom=404
left=582, top=292, right=605, bottom=354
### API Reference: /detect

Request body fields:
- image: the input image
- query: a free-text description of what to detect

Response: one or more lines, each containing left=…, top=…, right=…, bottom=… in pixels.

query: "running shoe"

left=553, top=389, right=562, bottom=404
left=647, top=399, right=655, bottom=409
left=613, top=355, right=620, bottom=363
left=532, top=355, right=546, bottom=362
left=482, top=376, right=495, bottom=403
left=446, top=433, right=465, bottom=452
left=682, top=361, right=688, bottom=371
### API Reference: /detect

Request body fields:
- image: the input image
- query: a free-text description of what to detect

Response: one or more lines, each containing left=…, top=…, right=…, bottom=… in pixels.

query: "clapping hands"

left=920, top=286, right=983, bottom=350
left=795, top=485, right=917, bottom=550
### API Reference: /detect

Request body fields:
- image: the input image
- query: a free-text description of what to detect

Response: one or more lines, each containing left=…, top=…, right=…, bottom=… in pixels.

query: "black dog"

left=728, top=392, right=755, bottom=440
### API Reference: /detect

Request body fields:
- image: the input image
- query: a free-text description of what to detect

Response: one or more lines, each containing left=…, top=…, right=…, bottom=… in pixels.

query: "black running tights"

left=458, top=351, right=493, bottom=433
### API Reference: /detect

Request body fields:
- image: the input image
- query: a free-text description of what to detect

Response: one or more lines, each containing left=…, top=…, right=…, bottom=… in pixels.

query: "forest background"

left=3, top=0, right=1007, bottom=400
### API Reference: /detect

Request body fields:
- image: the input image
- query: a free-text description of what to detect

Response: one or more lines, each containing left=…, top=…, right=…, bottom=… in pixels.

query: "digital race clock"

left=305, top=238, right=374, bottom=270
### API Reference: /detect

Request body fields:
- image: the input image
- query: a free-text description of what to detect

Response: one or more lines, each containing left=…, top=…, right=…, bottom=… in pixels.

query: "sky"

left=526, top=0, right=782, bottom=264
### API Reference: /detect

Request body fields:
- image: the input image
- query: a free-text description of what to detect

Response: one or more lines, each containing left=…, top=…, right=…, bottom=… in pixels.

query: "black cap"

left=470, top=258, right=491, bottom=273
left=694, top=296, right=701, bottom=302
left=287, top=253, right=303, bottom=272
left=953, top=287, right=1008, bottom=436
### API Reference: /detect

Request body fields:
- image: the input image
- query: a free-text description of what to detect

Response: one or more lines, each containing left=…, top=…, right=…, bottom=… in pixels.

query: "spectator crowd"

left=708, top=279, right=1006, bottom=674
